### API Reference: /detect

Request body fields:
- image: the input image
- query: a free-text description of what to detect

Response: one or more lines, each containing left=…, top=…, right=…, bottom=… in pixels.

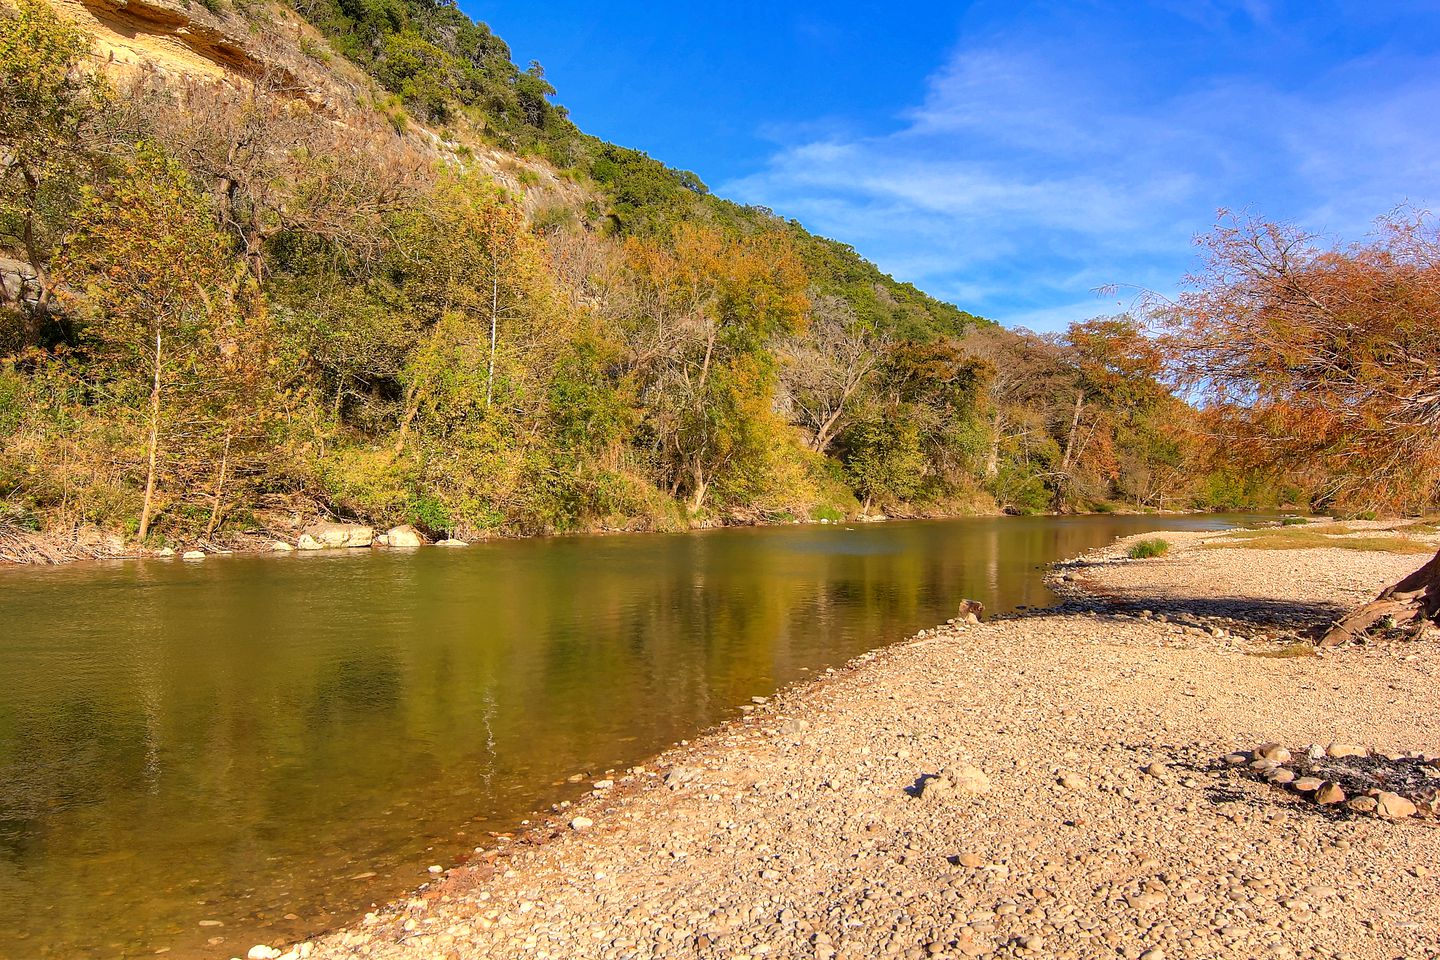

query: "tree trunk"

left=393, top=379, right=422, bottom=455
left=137, top=332, right=162, bottom=543
left=1060, top=391, right=1083, bottom=473
left=486, top=254, right=499, bottom=409
left=205, top=429, right=232, bottom=540
left=1051, top=391, right=1085, bottom=511
left=985, top=413, right=1005, bottom=479
left=20, top=167, right=52, bottom=308
left=1319, top=547, right=1440, bottom=647
left=689, top=460, right=708, bottom=514
left=811, top=405, right=844, bottom=454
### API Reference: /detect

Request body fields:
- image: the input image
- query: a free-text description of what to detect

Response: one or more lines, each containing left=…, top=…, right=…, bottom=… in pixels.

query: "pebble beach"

left=282, top=526, right=1440, bottom=960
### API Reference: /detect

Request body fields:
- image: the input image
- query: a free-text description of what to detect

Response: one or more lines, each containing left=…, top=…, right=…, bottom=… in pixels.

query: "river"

left=0, top=514, right=1250, bottom=959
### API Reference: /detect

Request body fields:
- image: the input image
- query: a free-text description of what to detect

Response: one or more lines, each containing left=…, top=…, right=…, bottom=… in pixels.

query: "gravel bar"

left=280, top=529, right=1439, bottom=960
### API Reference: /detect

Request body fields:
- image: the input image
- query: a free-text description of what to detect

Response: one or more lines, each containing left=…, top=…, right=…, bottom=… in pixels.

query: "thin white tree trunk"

left=689, top=460, right=708, bottom=513
left=205, top=429, right=232, bottom=540
left=137, top=331, right=162, bottom=542
left=1052, top=390, right=1085, bottom=511
left=486, top=253, right=499, bottom=409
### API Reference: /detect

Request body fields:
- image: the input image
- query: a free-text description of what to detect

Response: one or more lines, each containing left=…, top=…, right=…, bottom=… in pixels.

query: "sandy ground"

left=279, top=528, right=1439, bottom=960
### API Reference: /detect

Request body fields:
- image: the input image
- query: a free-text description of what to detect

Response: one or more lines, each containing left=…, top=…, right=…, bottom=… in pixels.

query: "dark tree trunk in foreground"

left=1320, top=548, right=1440, bottom=647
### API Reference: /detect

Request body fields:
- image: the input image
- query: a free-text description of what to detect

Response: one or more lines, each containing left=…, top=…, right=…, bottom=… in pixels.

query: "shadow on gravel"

left=903, top=775, right=932, bottom=799
left=1057, top=594, right=1347, bottom=633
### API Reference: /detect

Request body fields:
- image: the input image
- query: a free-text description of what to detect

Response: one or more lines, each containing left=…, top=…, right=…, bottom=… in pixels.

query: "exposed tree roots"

left=1319, top=548, right=1440, bottom=647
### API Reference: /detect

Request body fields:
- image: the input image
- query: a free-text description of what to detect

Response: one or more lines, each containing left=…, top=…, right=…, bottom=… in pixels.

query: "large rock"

left=948, top=764, right=991, bottom=794
left=386, top=524, right=425, bottom=548
left=1375, top=791, right=1417, bottom=819
left=1325, top=742, right=1367, bottom=758
left=920, top=764, right=991, bottom=798
left=296, top=533, right=323, bottom=551
left=302, top=522, right=374, bottom=549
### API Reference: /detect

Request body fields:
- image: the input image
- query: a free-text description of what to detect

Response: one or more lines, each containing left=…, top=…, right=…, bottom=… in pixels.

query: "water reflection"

left=0, top=514, right=1245, bottom=959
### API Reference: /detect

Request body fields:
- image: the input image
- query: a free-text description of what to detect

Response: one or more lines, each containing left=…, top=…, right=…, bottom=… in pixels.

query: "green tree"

left=625, top=224, right=809, bottom=513
left=58, top=144, right=245, bottom=542
left=842, top=420, right=925, bottom=516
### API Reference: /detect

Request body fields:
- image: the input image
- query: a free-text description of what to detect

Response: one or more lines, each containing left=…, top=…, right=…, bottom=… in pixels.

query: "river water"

left=0, top=514, right=1247, bottom=958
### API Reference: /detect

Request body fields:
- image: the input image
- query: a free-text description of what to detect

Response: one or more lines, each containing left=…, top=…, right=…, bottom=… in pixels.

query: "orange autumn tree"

left=1158, top=210, right=1440, bottom=645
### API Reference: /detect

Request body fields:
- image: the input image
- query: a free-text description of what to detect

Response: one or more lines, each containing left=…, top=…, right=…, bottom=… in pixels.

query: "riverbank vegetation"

left=2, top=0, right=1295, bottom=552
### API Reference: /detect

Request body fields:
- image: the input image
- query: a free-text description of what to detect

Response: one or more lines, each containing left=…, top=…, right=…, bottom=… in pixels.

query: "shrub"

left=1128, top=538, right=1170, bottom=559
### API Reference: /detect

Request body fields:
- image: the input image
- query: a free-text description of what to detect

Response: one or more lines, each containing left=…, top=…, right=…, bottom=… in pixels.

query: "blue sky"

left=462, top=1, right=1440, bottom=331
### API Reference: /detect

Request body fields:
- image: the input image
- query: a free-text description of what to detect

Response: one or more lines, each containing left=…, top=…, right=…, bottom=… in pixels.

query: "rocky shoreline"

left=0, top=506, right=1225, bottom=567
left=256, top=527, right=1437, bottom=960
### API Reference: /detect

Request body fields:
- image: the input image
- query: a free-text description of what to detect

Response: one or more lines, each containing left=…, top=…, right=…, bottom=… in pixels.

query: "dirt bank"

left=270, top=527, right=1438, bottom=960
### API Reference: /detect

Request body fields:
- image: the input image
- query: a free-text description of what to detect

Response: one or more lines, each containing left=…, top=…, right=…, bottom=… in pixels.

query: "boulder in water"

left=386, top=524, right=425, bottom=548
left=302, top=522, right=374, bottom=549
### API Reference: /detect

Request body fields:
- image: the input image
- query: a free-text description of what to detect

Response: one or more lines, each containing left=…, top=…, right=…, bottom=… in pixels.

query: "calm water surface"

left=0, top=514, right=1247, bottom=958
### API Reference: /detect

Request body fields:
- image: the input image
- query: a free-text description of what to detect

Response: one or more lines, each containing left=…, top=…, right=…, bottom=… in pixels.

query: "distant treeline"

left=0, top=0, right=1291, bottom=547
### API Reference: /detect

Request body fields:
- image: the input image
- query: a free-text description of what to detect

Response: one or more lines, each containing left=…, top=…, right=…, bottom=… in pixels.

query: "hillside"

left=0, top=0, right=1270, bottom=559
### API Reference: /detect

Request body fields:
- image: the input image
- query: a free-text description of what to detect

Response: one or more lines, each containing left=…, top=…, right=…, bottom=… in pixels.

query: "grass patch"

left=1209, top=525, right=1434, bottom=554
left=1128, top=538, right=1171, bottom=559
left=1280, top=516, right=1310, bottom=526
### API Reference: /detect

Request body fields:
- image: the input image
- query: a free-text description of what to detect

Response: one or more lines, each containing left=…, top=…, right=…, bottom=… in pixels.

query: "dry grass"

left=1208, top=524, right=1436, bottom=555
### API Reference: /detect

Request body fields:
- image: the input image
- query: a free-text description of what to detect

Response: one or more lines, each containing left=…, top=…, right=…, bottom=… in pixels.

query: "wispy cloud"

left=724, top=8, right=1440, bottom=331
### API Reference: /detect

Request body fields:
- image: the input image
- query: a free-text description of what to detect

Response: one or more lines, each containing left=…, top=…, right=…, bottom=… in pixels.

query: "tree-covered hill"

left=0, top=0, right=1286, bottom=559
left=297, top=0, right=985, bottom=340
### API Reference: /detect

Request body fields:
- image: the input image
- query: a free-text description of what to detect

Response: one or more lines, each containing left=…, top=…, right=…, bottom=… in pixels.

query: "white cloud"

left=723, top=28, right=1440, bottom=332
